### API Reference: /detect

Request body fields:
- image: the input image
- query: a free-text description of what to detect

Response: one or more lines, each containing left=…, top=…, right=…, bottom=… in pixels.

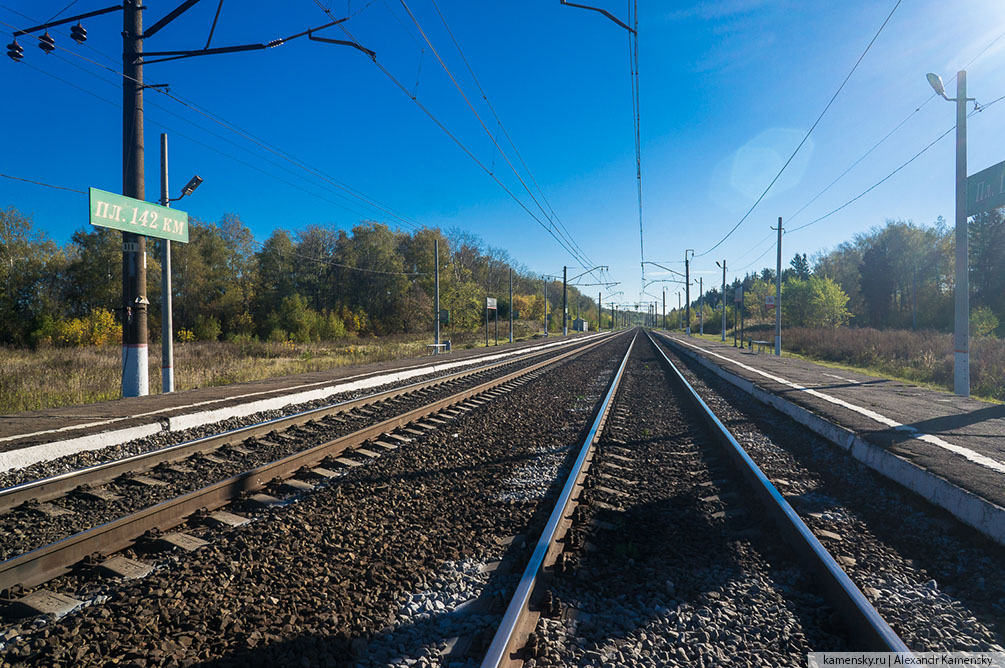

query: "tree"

left=790, top=253, right=810, bottom=279
left=745, top=279, right=774, bottom=323
left=0, top=208, right=67, bottom=344
left=783, top=276, right=851, bottom=328
left=970, top=209, right=1005, bottom=334
left=804, top=276, right=851, bottom=328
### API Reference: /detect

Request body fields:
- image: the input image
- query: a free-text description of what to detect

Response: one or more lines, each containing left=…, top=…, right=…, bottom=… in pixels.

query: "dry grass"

left=782, top=327, right=1005, bottom=402
left=0, top=322, right=544, bottom=414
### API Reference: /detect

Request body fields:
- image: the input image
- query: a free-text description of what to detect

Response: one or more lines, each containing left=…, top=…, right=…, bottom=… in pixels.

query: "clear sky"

left=3, top=0, right=1005, bottom=310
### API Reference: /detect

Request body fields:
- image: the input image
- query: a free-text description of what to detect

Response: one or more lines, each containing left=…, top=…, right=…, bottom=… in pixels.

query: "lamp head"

left=926, top=72, right=948, bottom=100
left=180, top=175, right=203, bottom=197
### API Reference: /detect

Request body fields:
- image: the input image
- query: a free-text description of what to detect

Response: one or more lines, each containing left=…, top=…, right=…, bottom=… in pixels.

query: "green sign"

left=89, top=187, right=189, bottom=243
left=967, top=160, right=1005, bottom=216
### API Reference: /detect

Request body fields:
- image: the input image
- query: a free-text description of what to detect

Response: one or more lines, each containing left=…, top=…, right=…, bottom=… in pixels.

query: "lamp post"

left=158, top=134, right=201, bottom=394
left=927, top=70, right=974, bottom=396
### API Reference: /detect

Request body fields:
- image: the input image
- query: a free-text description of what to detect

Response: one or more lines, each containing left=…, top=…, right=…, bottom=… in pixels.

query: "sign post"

left=89, top=186, right=189, bottom=397
left=486, top=297, right=497, bottom=347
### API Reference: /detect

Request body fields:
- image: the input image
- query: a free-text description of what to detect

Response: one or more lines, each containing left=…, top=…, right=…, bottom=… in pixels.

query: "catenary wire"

left=425, top=0, right=596, bottom=269
left=696, top=0, right=902, bottom=258
left=311, top=0, right=596, bottom=269
left=0, top=9, right=424, bottom=232
left=396, top=0, right=596, bottom=272
left=785, top=29, right=1005, bottom=226
left=786, top=97, right=1005, bottom=235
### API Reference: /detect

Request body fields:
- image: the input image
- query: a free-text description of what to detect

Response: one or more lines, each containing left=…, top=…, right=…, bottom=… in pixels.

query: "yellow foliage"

left=51, top=308, right=121, bottom=346
left=177, top=329, right=196, bottom=343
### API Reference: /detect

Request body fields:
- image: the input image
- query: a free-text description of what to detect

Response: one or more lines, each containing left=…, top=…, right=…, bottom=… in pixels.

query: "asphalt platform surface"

left=662, top=333, right=1005, bottom=513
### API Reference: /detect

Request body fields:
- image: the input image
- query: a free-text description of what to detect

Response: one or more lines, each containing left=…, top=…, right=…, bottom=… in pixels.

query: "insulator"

left=6, top=40, right=23, bottom=62
left=70, top=22, right=87, bottom=44
left=38, top=31, right=55, bottom=54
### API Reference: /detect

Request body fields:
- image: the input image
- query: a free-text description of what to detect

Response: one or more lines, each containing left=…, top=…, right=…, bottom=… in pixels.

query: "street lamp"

left=158, top=133, right=203, bottom=394
left=928, top=70, right=974, bottom=396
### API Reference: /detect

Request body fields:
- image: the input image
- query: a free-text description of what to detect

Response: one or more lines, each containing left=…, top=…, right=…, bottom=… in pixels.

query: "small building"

left=572, top=318, right=589, bottom=332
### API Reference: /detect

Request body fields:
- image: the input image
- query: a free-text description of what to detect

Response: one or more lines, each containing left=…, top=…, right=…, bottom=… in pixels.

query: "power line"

left=629, top=0, right=643, bottom=276
left=0, top=172, right=85, bottom=193
left=787, top=96, right=1005, bottom=235
left=696, top=0, right=902, bottom=257
left=786, top=29, right=1005, bottom=226
left=8, top=40, right=427, bottom=227
left=311, top=1, right=597, bottom=270
left=395, top=0, right=596, bottom=272
left=1, top=10, right=424, bottom=232
left=425, top=0, right=595, bottom=268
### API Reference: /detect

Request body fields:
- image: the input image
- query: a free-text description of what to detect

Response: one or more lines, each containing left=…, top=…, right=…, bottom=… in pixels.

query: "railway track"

left=481, top=330, right=909, bottom=667
left=0, top=328, right=632, bottom=667
left=0, top=333, right=615, bottom=608
left=649, top=331, right=1005, bottom=654
left=5, top=328, right=999, bottom=666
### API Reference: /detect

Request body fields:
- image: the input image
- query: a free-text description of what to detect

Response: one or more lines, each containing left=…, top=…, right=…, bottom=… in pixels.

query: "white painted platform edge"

left=661, top=334, right=1005, bottom=547
left=1, top=333, right=607, bottom=473
left=0, top=423, right=163, bottom=473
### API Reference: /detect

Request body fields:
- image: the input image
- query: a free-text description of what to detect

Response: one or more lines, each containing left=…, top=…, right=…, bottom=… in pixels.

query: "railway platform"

left=0, top=333, right=601, bottom=472
left=658, top=331, right=1005, bottom=544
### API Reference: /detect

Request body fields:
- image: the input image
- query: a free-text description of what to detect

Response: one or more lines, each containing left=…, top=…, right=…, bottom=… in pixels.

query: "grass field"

left=0, top=323, right=543, bottom=414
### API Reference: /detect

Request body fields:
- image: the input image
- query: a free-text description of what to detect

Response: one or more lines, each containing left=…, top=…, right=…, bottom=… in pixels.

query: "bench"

left=425, top=342, right=451, bottom=355
left=750, top=339, right=771, bottom=354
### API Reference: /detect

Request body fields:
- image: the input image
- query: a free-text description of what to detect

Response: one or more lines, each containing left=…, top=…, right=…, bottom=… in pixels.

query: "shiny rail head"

left=645, top=330, right=910, bottom=654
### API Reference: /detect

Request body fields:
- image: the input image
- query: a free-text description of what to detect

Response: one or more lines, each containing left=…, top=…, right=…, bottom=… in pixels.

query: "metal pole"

left=494, top=307, right=498, bottom=345
left=562, top=266, right=568, bottom=336
left=662, top=289, right=666, bottom=329
left=699, top=277, right=703, bottom=335
left=485, top=300, right=489, bottom=347
left=509, top=268, right=513, bottom=343
left=685, top=253, right=691, bottom=336
left=954, top=70, right=970, bottom=396
left=740, top=287, right=745, bottom=348
left=159, top=134, right=174, bottom=393
left=122, top=0, right=148, bottom=397
left=775, top=217, right=783, bottom=356
left=544, top=279, right=548, bottom=337
left=598, top=292, right=601, bottom=331
left=735, top=287, right=743, bottom=345
left=721, top=261, right=727, bottom=341
left=434, top=239, right=440, bottom=354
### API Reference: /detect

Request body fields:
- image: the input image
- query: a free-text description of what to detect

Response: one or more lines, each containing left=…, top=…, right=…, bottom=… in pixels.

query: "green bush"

left=971, top=306, right=999, bottom=338
left=193, top=315, right=221, bottom=341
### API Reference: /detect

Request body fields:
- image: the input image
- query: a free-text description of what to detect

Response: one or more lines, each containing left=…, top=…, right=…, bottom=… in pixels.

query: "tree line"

left=678, top=213, right=1005, bottom=338
left=0, top=207, right=601, bottom=347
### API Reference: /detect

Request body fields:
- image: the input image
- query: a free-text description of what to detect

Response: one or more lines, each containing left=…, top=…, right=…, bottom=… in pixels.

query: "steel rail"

left=482, top=331, right=638, bottom=668
left=0, top=334, right=612, bottom=515
left=646, top=330, right=910, bottom=653
left=0, top=332, right=625, bottom=593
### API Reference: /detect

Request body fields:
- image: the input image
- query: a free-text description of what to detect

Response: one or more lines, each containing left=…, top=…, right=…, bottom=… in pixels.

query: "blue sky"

left=3, top=0, right=1005, bottom=309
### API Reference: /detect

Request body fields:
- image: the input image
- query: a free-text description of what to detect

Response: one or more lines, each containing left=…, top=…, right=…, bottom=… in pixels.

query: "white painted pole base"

left=123, top=344, right=149, bottom=397
left=954, top=351, right=970, bottom=397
